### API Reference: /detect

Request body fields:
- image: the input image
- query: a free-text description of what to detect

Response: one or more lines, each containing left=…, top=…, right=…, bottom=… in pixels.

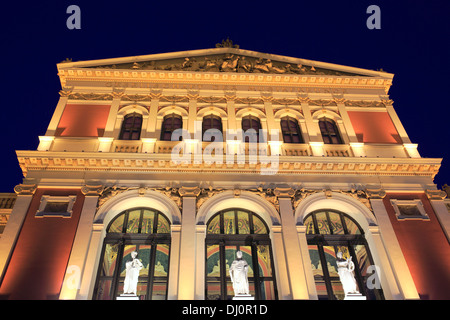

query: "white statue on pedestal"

left=229, top=251, right=249, bottom=296
left=123, top=251, right=143, bottom=296
left=336, top=251, right=359, bottom=296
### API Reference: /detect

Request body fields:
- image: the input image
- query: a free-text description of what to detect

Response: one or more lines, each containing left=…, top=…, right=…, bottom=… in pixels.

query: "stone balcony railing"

left=0, top=193, right=16, bottom=237
left=0, top=193, right=16, bottom=209
left=39, top=136, right=421, bottom=159
left=323, top=144, right=351, bottom=157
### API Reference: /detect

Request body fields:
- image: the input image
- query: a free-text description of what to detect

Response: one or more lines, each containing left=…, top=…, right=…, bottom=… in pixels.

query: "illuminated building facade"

left=0, top=42, right=449, bottom=300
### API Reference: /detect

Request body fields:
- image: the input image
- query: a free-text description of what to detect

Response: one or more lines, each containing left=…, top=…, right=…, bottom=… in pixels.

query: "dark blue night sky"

left=0, top=0, right=449, bottom=192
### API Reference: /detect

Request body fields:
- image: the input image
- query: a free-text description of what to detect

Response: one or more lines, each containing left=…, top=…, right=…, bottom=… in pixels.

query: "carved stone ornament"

left=344, top=100, right=385, bottom=108
left=216, top=38, right=240, bottom=49
left=98, top=185, right=182, bottom=210
left=443, top=184, right=450, bottom=198
left=337, top=188, right=373, bottom=212
left=247, top=187, right=279, bottom=211
left=67, top=92, right=113, bottom=100
left=89, top=52, right=362, bottom=77
left=291, top=186, right=373, bottom=212
left=292, top=188, right=322, bottom=209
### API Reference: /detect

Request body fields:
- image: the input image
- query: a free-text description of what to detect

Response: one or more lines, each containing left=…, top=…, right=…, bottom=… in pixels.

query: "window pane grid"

left=119, top=113, right=142, bottom=140
left=242, top=115, right=262, bottom=142
left=202, top=115, right=223, bottom=141
left=205, top=209, right=276, bottom=300
left=319, top=118, right=342, bottom=144
left=280, top=116, right=303, bottom=144
left=305, top=210, right=384, bottom=300
left=94, top=208, right=171, bottom=300
left=160, top=113, right=182, bottom=141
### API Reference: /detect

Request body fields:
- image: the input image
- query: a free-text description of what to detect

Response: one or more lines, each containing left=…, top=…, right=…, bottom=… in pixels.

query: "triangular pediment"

left=57, top=47, right=392, bottom=79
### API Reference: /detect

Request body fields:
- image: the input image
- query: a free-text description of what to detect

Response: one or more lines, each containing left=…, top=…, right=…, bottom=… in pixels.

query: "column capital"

left=59, top=87, right=73, bottom=97
left=111, top=89, right=125, bottom=99
left=274, top=187, right=295, bottom=198
left=178, top=186, right=201, bottom=197
left=365, top=185, right=386, bottom=199
left=425, top=189, right=447, bottom=200
left=14, top=181, right=37, bottom=195
left=81, top=182, right=104, bottom=196
left=296, top=92, right=310, bottom=104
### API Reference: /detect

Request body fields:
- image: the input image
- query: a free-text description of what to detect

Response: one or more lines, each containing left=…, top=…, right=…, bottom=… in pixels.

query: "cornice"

left=58, top=68, right=392, bottom=92
left=16, top=150, right=441, bottom=178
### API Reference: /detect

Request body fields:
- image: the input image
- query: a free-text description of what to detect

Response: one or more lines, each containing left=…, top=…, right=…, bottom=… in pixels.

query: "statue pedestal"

left=344, top=293, right=366, bottom=300
left=117, top=294, right=139, bottom=300
left=233, top=294, right=254, bottom=300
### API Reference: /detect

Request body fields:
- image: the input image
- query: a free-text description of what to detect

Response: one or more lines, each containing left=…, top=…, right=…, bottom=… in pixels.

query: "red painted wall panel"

left=0, top=189, right=84, bottom=300
left=55, top=104, right=110, bottom=137
left=348, top=111, right=402, bottom=144
left=383, top=193, right=450, bottom=299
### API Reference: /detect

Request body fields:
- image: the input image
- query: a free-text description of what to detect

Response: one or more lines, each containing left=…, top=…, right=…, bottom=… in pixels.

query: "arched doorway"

left=304, top=209, right=384, bottom=300
left=205, top=208, right=277, bottom=300
left=93, top=207, right=171, bottom=300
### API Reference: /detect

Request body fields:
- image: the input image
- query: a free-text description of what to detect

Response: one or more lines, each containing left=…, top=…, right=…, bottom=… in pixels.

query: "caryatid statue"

left=229, top=250, right=250, bottom=296
left=336, top=251, right=359, bottom=296
left=123, top=251, right=144, bottom=295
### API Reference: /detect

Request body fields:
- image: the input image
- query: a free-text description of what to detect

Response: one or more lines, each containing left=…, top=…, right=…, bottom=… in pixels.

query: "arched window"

left=280, top=116, right=303, bottom=143
left=304, top=210, right=384, bottom=300
left=202, top=114, right=223, bottom=141
left=319, top=118, right=342, bottom=144
left=160, top=113, right=183, bottom=141
left=205, top=209, right=277, bottom=300
left=242, top=115, right=262, bottom=142
left=119, top=112, right=142, bottom=140
left=93, top=208, right=171, bottom=300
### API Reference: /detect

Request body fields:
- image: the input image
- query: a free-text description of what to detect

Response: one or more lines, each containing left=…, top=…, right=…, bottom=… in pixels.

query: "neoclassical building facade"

left=0, top=43, right=449, bottom=300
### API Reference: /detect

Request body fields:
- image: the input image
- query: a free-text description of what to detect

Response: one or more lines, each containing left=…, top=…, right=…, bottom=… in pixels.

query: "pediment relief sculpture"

left=88, top=53, right=364, bottom=77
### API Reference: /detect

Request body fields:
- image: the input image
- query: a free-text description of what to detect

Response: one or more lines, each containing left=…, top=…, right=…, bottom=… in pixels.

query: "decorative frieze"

left=98, top=185, right=183, bottom=210
left=61, top=89, right=390, bottom=113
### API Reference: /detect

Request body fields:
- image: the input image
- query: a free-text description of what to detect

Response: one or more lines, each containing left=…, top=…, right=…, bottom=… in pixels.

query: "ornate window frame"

left=35, top=195, right=77, bottom=218
left=390, top=199, right=429, bottom=221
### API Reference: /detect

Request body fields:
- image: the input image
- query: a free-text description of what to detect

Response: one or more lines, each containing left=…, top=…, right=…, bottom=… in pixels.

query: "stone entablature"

left=16, top=150, right=441, bottom=179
